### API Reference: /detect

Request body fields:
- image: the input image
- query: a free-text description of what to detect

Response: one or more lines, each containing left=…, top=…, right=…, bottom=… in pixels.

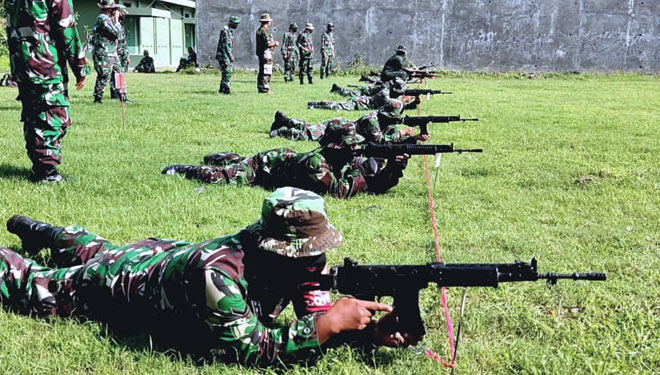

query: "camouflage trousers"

left=18, top=82, right=71, bottom=169
left=219, top=60, right=233, bottom=94
left=283, top=55, right=297, bottom=82
left=320, top=53, right=333, bottom=79
left=257, top=57, right=272, bottom=93
left=93, top=53, right=122, bottom=101
left=299, top=56, right=313, bottom=83
left=185, top=148, right=296, bottom=185
left=310, top=96, right=372, bottom=111
left=271, top=117, right=344, bottom=142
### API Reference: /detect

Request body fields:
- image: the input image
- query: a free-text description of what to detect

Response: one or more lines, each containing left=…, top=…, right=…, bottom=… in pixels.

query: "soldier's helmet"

left=229, top=16, right=241, bottom=25
left=244, top=187, right=342, bottom=258
left=290, top=23, right=298, bottom=30
left=97, top=0, right=120, bottom=9
left=319, top=122, right=365, bottom=149
left=305, top=23, right=315, bottom=30
left=379, top=99, right=404, bottom=119
left=395, top=45, right=407, bottom=54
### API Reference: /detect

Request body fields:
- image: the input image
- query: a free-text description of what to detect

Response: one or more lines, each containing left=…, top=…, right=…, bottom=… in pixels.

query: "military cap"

left=290, top=23, right=298, bottom=30
left=379, top=99, right=404, bottom=119
left=260, top=13, right=273, bottom=22
left=229, top=16, right=241, bottom=25
left=395, top=45, right=407, bottom=53
left=97, top=0, right=120, bottom=9
left=244, top=187, right=342, bottom=258
left=305, top=23, right=314, bottom=30
left=319, top=122, right=365, bottom=149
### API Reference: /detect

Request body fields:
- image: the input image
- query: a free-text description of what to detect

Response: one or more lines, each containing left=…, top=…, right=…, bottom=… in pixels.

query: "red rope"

left=416, top=81, right=457, bottom=368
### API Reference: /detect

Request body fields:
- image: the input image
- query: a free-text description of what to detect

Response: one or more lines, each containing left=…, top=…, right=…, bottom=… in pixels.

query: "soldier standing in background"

left=281, top=23, right=299, bottom=82
left=320, top=23, right=335, bottom=79
left=92, top=0, right=123, bottom=103
left=255, top=13, right=278, bottom=93
left=4, top=0, right=88, bottom=182
left=217, top=16, right=240, bottom=94
left=297, top=23, right=315, bottom=85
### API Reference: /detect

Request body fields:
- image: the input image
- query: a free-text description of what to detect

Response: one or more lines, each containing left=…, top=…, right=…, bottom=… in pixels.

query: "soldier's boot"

left=31, top=165, right=63, bottom=183
left=308, top=76, right=314, bottom=84
left=270, top=111, right=291, bottom=131
left=203, top=152, right=242, bottom=166
left=320, top=71, right=324, bottom=80
left=6, top=215, right=63, bottom=255
left=94, top=97, right=102, bottom=104
left=119, top=94, right=134, bottom=104
left=300, top=76, right=304, bottom=85
left=307, top=101, right=322, bottom=109
left=330, top=83, right=341, bottom=93
left=161, top=165, right=197, bottom=177
left=110, top=90, right=118, bottom=100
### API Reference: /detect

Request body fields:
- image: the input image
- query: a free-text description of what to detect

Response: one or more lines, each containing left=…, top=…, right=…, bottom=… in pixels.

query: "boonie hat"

left=379, top=99, right=404, bottom=119
left=244, top=187, right=342, bottom=258
left=290, top=23, right=298, bottom=29
left=230, top=16, right=241, bottom=24
left=395, top=45, right=407, bottom=53
left=260, top=13, right=273, bottom=22
left=319, top=122, right=365, bottom=149
left=305, top=23, right=314, bottom=30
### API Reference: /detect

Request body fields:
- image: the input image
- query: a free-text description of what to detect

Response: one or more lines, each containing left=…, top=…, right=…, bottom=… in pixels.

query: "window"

left=124, top=16, right=140, bottom=55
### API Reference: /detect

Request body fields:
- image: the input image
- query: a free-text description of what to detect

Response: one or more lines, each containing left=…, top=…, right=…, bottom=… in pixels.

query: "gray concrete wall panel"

left=196, top=0, right=660, bottom=72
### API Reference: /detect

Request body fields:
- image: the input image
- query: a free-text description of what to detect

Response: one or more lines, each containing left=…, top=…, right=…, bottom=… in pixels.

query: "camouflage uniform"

left=256, top=17, right=275, bottom=93
left=92, top=10, right=123, bottom=102
left=381, top=47, right=409, bottom=83
left=308, top=87, right=392, bottom=111
left=281, top=28, right=298, bottom=82
left=331, top=82, right=385, bottom=98
left=271, top=100, right=412, bottom=144
left=163, top=126, right=408, bottom=199
left=216, top=20, right=237, bottom=94
left=296, top=27, right=314, bottom=84
left=320, top=27, right=335, bottom=79
left=0, top=188, right=341, bottom=366
left=4, top=0, right=87, bottom=176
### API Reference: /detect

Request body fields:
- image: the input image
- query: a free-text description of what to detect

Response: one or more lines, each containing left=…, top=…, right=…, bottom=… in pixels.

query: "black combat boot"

left=161, top=165, right=197, bottom=177
left=330, top=83, right=340, bottom=93
left=6, top=215, right=63, bottom=255
left=31, top=165, right=63, bottom=183
left=94, top=97, right=102, bottom=104
left=300, top=76, right=304, bottom=85
left=308, top=77, right=313, bottom=84
left=320, top=72, right=324, bottom=80
left=270, top=111, right=291, bottom=131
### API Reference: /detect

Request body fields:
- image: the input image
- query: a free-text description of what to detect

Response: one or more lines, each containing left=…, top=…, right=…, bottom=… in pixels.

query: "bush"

left=0, top=20, right=8, bottom=58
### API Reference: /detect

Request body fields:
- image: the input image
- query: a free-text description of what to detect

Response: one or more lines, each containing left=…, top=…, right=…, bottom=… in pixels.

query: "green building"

left=73, top=0, right=197, bottom=69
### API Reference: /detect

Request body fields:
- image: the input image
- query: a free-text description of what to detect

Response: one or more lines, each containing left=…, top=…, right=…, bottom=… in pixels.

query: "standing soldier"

left=111, top=5, right=130, bottom=101
left=281, top=23, right=298, bottom=82
left=255, top=13, right=278, bottom=94
left=320, top=23, right=335, bottom=79
left=4, top=0, right=88, bottom=182
left=297, top=23, right=315, bottom=85
left=216, top=16, right=240, bottom=94
left=93, top=0, right=123, bottom=103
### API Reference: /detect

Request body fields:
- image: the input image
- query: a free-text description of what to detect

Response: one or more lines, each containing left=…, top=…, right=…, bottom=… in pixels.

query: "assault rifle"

left=408, top=70, right=437, bottom=79
left=314, top=258, right=606, bottom=336
left=402, top=89, right=452, bottom=97
left=354, top=143, right=482, bottom=158
left=400, top=115, right=479, bottom=135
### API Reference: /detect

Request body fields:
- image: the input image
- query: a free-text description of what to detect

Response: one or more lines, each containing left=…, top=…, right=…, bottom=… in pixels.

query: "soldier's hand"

left=400, top=126, right=416, bottom=137
left=316, top=297, right=392, bottom=344
left=391, top=154, right=410, bottom=169
left=75, top=76, right=86, bottom=91
left=230, top=56, right=235, bottom=62
left=373, top=312, right=423, bottom=348
left=415, top=134, right=431, bottom=142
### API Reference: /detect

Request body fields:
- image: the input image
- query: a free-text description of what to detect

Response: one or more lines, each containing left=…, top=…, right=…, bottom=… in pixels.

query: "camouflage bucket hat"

left=230, top=16, right=241, bottom=25
left=380, top=99, right=404, bottom=119
left=395, top=45, right=407, bottom=53
left=319, top=122, right=365, bottom=149
left=305, top=23, right=315, bottom=30
left=244, top=187, right=342, bottom=258
left=97, top=0, right=120, bottom=9
left=290, top=23, right=298, bottom=30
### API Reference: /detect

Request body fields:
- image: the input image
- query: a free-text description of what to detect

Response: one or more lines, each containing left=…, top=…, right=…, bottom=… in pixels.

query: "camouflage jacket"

left=282, top=31, right=298, bottom=59
left=321, top=31, right=334, bottom=56
left=93, top=12, right=123, bottom=57
left=4, top=0, right=87, bottom=86
left=354, top=112, right=410, bottom=144
left=381, top=54, right=408, bottom=81
left=216, top=25, right=234, bottom=62
left=296, top=32, right=314, bottom=58
left=255, top=26, right=274, bottom=58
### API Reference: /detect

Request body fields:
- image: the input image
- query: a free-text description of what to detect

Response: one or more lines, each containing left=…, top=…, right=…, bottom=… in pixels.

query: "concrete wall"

left=195, top=0, right=660, bottom=72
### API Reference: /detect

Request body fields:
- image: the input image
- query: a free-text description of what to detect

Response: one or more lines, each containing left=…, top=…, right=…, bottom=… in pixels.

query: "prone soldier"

left=281, top=23, right=299, bottom=82
left=320, top=23, right=335, bottom=79
left=4, top=0, right=88, bottom=182
left=297, top=23, right=315, bottom=85
left=217, top=16, right=240, bottom=94
left=1, top=188, right=417, bottom=366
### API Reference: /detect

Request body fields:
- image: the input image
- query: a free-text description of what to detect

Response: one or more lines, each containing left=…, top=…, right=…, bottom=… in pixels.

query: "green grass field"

left=0, top=71, right=658, bottom=374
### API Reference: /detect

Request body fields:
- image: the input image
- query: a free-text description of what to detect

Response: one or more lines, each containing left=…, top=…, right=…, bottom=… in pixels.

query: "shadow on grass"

left=0, top=164, right=31, bottom=180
